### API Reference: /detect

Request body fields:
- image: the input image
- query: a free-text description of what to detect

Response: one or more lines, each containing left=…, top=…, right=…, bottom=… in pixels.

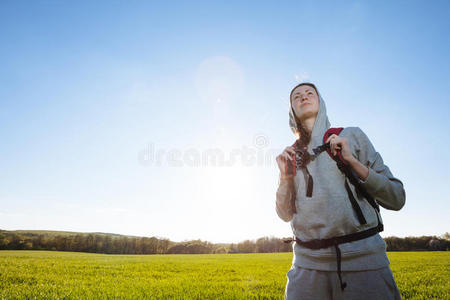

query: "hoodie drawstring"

left=334, top=242, right=347, bottom=291
left=304, top=166, right=313, bottom=197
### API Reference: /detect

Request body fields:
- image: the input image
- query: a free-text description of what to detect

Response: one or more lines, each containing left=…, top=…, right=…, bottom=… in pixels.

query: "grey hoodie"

left=276, top=84, right=406, bottom=271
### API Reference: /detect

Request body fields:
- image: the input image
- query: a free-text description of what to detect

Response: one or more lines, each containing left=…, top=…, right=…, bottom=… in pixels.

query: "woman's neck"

left=301, top=117, right=315, bottom=135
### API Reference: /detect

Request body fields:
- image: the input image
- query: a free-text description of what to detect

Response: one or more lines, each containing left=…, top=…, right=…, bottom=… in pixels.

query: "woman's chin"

left=299, top=111, right=317, bottom=121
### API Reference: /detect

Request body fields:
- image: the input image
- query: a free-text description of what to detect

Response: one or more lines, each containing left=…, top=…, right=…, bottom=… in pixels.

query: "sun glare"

left=193, top=164, right=259, bottom=240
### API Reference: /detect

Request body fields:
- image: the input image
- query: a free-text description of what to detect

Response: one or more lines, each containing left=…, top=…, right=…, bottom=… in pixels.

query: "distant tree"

left=34, top=234, right=44, bottom=250
left=428, top=239, right=441, bottom=251
left=256, top=237, right=270, bottom=253
left=228, top=243, right=238, bottom=253
left=214, top=247, right=227, bottom=254
left=157, top=238, right=170, bottom=254
left=237, top=240, right=256, bottom=253
left=0, top=233, right=9, bottom=249
left=111, top=237, right=119, bottom=253
left=10, top=235, right=25, bottom=250
left=167, top=244, right=188, bottom=254
left=86, top=234, right=95, bottom=252
left=24, top=239, right=33, bottom=250
left=100, top=235, right=114, bottom=254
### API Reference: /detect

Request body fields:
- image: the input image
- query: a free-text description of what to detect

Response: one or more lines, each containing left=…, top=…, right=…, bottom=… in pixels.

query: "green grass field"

left=0, top=251, right=448, bottom=299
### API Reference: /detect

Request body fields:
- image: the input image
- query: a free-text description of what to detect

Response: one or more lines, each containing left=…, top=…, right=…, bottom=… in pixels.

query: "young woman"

left=275, top=82, right=405, bottom=300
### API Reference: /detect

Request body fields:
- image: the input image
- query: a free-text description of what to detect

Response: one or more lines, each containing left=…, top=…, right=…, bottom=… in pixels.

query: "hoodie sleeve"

left=275, top=173, right=295, bottom=222
left=350, top=127, right=406, bottom=211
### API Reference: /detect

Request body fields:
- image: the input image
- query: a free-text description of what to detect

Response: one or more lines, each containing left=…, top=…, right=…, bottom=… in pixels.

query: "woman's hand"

left=276, top=146, right=295, bottom=178
left=326, top=134, right=370, bottom=181
left=325, top=134, right=356, bottom=164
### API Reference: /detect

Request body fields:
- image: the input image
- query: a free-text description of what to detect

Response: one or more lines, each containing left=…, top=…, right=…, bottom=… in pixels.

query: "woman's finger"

left=330, top=140, right=335, bottom=154
left=285, top=149, right=295, bottom=157
left=284, top=152, right=293, bottom=161
left=285, top=147, right=295, bottom=155
left=333, top=141, right=343, bottom=156
left=279, top=152, right=292, bottom=162
left=326, top=134, right=337, bottom=144
left=330, top=141, right=336, bottom=156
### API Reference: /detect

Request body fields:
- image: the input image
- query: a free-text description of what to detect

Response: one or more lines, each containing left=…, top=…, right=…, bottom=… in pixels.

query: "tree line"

left=384, top=235, right=449, bottom=251
left=0, top=230, right=448, bottom=254
left=0, top=231, right=171, bottom=254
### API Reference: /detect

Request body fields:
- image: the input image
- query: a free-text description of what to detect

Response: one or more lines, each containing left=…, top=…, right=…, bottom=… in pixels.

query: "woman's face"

left=290, top=85, right=320, bottom=122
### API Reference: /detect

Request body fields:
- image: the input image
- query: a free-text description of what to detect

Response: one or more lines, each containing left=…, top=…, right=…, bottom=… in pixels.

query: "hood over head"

left=288, top=82, right=331, bottom=149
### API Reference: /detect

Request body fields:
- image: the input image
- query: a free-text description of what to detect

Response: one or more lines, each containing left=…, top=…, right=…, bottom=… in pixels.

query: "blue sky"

left=0, top=0, right=449, bottom=243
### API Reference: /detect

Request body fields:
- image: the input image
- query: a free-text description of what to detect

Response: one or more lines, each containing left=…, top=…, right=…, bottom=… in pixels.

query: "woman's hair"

left=286, top=116, right=312, bottom=212
left=294, top=116, right=311, bottom=151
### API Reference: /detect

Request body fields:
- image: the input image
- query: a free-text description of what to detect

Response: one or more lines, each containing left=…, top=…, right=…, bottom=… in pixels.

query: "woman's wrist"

left=347, top=156, right=369, bottom=181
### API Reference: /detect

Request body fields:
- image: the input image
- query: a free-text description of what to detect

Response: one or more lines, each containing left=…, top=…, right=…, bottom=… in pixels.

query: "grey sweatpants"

left=284, top=265, right=401, bottom=300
